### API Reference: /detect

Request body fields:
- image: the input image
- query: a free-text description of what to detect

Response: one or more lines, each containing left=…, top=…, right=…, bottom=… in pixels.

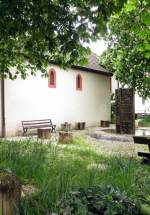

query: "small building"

left=0, top=53, right=112, bottom=137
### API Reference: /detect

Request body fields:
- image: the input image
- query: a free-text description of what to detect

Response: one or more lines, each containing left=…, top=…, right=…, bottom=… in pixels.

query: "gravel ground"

left=85, top=134, right=137, bottom=157
left=74, top=127, right=149, bottom=157
left=87, top=127, right=150, bottom=157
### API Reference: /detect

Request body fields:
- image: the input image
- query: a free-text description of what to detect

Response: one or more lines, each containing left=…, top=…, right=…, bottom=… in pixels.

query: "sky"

left=87, top=39, right=108, bottom=56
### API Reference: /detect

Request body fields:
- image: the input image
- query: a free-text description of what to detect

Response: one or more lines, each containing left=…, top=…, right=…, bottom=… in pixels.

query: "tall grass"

left=0, top=137, right=150, bottom=214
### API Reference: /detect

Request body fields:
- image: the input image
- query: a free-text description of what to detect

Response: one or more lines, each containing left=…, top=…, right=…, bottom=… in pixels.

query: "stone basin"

left=90, top=128, right=150, bottom=142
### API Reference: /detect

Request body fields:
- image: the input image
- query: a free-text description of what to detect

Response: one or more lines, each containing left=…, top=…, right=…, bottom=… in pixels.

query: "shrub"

left=139, top=116, right=150, bottom=127
left=57, top=185, right=140, bottom=215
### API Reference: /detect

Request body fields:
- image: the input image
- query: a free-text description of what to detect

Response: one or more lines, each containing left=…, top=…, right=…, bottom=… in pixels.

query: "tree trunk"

left=0, top=173, right=21, bottom=215
left=37, top=128, right=51, bottom=139
left=59, top=131, right=73, bottom=144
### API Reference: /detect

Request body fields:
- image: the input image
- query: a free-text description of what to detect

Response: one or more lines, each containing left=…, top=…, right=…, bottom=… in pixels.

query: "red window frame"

left=76, top=74, right=82, bottom=91
left=48, top=68, right=56, bottom=88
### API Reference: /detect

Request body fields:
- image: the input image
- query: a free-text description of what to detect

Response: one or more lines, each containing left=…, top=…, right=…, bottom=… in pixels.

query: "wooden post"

left=61, top=122, right=71, bottom=131
left=100, top=120, right=110, bottom=127
left=59, top=131, right=73, bottom=144
left=0, top=173, right=21, bottom=215
left=76, top=122, right=86, bottom=130
left=37, top=128, right=51, bottom=139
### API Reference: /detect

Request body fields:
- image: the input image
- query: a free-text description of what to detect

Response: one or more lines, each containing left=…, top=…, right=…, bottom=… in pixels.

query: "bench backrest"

left=22, top=119, right=53, bottom=129
left=133, top=136, right=150, bottom=145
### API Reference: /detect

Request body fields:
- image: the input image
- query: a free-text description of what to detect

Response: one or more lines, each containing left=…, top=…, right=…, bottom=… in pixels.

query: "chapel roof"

left=72, top=52, right=112, bottom=77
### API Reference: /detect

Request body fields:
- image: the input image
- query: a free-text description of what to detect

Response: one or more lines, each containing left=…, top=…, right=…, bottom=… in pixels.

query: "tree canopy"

left=0, top=0, right=127, bottom=79
left=100, top=0, right=150, bottom=99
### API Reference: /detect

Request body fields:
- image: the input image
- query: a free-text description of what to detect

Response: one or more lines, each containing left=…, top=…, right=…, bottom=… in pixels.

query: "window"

left=48, top=68, right=56, bottom=88
left=76, top=74, right=82, bottom=91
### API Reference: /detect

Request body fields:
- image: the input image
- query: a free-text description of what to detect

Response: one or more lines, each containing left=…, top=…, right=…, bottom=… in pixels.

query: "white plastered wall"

left=135, top=94, right=150, bottom=114
left=5, top=65, right=111, bottom=136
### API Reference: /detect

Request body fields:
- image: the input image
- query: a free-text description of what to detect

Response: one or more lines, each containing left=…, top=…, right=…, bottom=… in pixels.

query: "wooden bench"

left=22, top=119, right=56, bottom=135
left=133, top=136, right=150, bottom=159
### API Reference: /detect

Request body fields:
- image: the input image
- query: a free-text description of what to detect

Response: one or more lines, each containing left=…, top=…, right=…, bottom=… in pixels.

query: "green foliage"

left=139, top=116, right=150, bottom=127
left=140, top=195, right=150, bottom=215
left=0, top=0, right=127, bottom=79
left=0, top=138, right=150, bottom=214
left=58, top=185, right=140, bottom=214
left=100, top=0, right=150, bottom=99
left=141, top=204, right=150, bottom=215
left=122, top=0, right=150, bottom=59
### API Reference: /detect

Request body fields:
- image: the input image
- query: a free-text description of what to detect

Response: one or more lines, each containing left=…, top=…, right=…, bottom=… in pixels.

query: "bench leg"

left=23, top=129, right=27, bottom=136
left=51, top=126, right=56, bottom=133
left=138, top=152, right=150, bottom=159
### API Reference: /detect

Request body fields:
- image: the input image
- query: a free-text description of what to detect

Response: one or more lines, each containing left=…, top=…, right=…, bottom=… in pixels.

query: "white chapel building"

left=0, top=53, right=112, bottom=137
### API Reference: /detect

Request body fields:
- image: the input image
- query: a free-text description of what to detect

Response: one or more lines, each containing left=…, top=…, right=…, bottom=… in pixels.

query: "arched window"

left=76, top=74, right=82, bottom=91
left=48, top=68, right=56, bottom=88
